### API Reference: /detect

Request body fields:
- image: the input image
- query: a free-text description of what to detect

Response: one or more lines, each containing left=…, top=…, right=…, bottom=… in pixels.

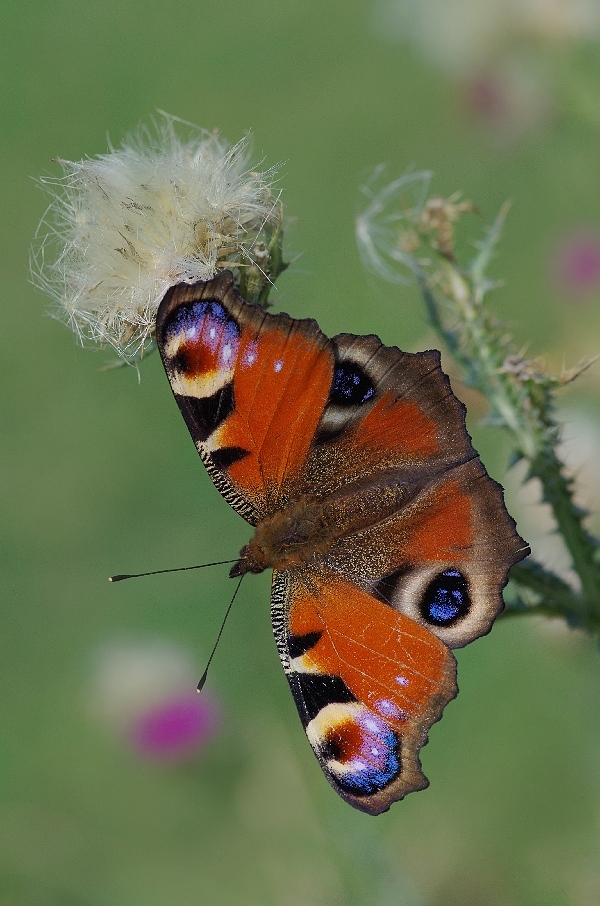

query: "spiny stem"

left=528, top=446, right=600, bottom=619
left=411, top=195, right=600, bottom=631
left=504, top=561, right=595, bottom=629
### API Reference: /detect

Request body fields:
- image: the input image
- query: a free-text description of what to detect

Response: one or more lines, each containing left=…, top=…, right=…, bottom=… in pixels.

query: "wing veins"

left=312, top=596, right=440, bottom=687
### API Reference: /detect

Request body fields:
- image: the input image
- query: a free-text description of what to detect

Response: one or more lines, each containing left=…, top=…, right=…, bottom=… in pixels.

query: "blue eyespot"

left=169, top=299, right=228, bottom=336
left=330, top=362, right=375, bottom=406
left=420, top=568, right=470, bottom=627
left=319, top=705, right=401, bottom=795
left=167, top=299, right=241, bottom=377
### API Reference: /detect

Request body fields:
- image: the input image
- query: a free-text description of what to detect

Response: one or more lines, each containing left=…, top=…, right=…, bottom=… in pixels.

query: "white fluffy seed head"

left=32, top=113, right=282, bottom=359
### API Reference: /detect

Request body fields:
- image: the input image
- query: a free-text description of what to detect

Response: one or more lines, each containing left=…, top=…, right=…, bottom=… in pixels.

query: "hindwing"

left=271, top=570, right=457, bottom=814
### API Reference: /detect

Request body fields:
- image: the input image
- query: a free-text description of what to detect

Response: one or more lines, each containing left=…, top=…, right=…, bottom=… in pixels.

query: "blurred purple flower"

left=89, top=638, right=222, bottom=763
left=553, top=230, right=600, bottom=297
left=129, top=691, right=220, bottom=762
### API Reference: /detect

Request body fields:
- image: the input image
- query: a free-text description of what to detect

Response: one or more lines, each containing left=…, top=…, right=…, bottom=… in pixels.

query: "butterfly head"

left=229, top=543, right=266, bottom=577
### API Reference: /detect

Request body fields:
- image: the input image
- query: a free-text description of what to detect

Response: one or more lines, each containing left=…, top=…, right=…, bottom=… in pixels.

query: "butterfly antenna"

left=108, top=559, right=238, bottom=582
left=197, top=575, right=244, bottom=692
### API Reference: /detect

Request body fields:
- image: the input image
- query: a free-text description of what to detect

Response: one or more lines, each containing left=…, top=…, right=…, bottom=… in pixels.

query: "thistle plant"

left=357, top=168, right=600, bottom=632
left=32, top=116, right=600, bottom=633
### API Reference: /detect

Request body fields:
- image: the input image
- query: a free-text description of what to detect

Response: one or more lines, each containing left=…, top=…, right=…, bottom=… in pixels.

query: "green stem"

left=506, top=561, right=593, bottom=626
left=528, top=446, right=600, bottom=618
left=415, top=270, right=460, bottom=356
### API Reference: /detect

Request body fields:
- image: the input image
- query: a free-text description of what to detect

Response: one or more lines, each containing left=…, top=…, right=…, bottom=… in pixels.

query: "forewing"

left=299, top=334, right=475, bottom=496
left=271, top=570, right=457, bottom=815
left=156, top=273, right=335, bottom=523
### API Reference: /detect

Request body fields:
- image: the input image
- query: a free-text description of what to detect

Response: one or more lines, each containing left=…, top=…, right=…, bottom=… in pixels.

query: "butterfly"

left=155, top=271, right=528, bottom=815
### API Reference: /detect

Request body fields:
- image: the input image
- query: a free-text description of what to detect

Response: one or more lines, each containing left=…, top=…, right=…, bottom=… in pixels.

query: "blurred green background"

left=3, top=1, right=600, bottom=904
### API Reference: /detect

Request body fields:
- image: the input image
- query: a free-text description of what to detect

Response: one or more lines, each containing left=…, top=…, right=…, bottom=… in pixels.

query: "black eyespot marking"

left=209, top=446, right=249, bottom=470
left=420, top=569, right=471, bottom=627
left=288, top=631, right=322, bottom=660
left=320, top=733, right=344, bottom=763
left=175, top=382, right=235, bottom=443
left=172, top=348, right=190, bottom=374
left=330, top=362, right=375, bottom=406
left=292, top=673, right=356, bottom=725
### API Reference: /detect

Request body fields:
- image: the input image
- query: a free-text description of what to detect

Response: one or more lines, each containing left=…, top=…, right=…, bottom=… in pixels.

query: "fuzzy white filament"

left=356, top=166, right=432, bottom=284
left=32, top=114, right=281, bottom=359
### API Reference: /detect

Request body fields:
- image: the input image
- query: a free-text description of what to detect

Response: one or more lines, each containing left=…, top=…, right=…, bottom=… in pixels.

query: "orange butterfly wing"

left=272, top=571, right=457, bottom=814
left=156, top=272, right=335, bottom=522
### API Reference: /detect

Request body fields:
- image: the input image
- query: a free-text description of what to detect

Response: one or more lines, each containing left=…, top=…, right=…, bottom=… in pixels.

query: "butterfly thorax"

left=230, top=476, right=409, bottom=577
left=230, top=496, right=331, bottom=576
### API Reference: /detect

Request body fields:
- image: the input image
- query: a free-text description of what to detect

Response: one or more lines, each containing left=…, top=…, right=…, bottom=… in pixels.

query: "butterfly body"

left=156, top=271, right=528, bottom=814
left=231, top=473, right=409, bottom=576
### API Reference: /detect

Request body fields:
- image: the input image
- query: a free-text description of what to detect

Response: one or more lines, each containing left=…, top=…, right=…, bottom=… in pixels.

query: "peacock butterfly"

left=155, top=271, right=528, bottom=815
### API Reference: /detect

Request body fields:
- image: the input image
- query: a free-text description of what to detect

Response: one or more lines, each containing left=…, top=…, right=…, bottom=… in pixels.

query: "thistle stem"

left=412, top=200, right=600, bottom=631
left=528, top=446, right=600, bottom=619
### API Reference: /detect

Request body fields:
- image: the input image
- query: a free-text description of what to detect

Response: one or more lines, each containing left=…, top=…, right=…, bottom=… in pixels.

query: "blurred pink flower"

left=553, top=230, right=600, bottom=297
left=89, top=638, right=222, bottom=763
left=465, top=72, right=509, bottom=124
left=129, top=690, right=220, bottom=762
left=462, top=60, right=553, bottom=141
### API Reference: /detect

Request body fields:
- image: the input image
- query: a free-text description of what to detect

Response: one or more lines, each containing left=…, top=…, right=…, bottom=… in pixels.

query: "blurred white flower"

left=519, top=0, right=600, bottom=41
left=32, top=113, right=281, bottom=359
left=371, top=0, right=600, bottom=72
